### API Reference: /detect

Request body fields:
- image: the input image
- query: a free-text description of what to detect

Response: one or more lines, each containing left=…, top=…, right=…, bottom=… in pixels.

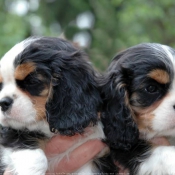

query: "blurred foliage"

left=1, top=0, right=175, bottom=71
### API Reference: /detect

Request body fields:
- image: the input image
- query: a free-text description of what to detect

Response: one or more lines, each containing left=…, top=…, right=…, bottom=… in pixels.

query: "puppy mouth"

left=3, top=109, right=16, bottom=119
left=2, top=106, right=22, bottom=121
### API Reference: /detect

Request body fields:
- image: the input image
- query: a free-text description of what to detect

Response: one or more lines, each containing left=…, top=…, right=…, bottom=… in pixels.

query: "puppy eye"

left=26, top=79, right=40, bottom=86
left=145, top=85, right=158, bottom=93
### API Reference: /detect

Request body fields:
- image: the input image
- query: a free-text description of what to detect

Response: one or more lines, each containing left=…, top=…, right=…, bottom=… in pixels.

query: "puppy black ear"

left=101, top=69, right=139, bottom=150
left=46, top=51, right=101, bottom=135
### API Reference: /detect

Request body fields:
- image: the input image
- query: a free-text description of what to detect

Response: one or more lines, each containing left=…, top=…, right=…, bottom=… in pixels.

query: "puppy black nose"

left=0, top=97, right=13, bottom=112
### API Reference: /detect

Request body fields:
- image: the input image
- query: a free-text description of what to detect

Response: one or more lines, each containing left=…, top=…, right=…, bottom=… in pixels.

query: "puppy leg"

left=10, top=149, right=47, bottom=175
left=138, top=146, right=175, bottom=175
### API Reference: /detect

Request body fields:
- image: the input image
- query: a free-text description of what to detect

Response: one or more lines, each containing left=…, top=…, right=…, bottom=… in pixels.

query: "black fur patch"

left=100, top=72, right=139, bottom=150
left=95, top=140, right=151, bottom=174
left=0, top=127, right=47, bottom=150
left=110, top=140, right=151, bottom=175
left=95, top=154, right=119, bottom=173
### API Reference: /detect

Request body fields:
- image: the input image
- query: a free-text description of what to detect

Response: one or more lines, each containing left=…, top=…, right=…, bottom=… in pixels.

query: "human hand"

left=150, top=136, right=170, bottom=146
left=3, top=170, right=11, bottom=175
left=45, top=136, right=170, bottom=174
left=45, top=134, right=106, bottom=173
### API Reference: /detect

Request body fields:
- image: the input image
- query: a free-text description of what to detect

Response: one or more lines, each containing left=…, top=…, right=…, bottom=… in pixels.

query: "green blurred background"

left=1, top=0, right=175, bottom=71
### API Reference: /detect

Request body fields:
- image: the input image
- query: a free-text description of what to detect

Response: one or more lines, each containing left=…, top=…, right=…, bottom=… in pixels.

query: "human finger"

left=45, top=133, right=90, bottom=156
left=3, top=169, right=12, bottom=175
left=150, top=137, right=170, bottom=146
left=47, top=139, right=106, bottom=173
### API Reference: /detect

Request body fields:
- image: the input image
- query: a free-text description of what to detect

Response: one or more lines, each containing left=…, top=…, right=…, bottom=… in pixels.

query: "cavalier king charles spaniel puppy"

left=100, top=43, right=175, bottom=174
left=0, top=37, right=105, bottom=175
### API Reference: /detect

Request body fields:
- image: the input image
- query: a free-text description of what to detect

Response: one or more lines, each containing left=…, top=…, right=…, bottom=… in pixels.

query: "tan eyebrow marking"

left=148, top=69, right=170, bottom=84
left=14, top=62, right=36, bottom=80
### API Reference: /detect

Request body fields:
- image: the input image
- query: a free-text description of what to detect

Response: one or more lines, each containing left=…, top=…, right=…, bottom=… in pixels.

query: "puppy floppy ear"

left=101, top=69, right=139, bottom=150
left=46, top=51, right=101, bottom=135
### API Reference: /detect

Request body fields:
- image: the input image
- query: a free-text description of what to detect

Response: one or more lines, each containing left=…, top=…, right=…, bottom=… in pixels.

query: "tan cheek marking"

left=28, top=85, right=53, bottom=121
left=18, top=83, right=53, bottom=121
left=14, top=62, right=36, bottom=80
left=148, top=69, right=169, bottom=84
left=133, top=93, right=170, bottom=132
left=34, top=85, right=53, bottom=121
left=19, top=89, right=48, bottom=121
left=133, top=104, right=158, bottom=132
left=136, top=113, right=155, bottom=131
left=0, top=74, right=2, bottom=82
left=31, top=96, right=47, bottom=121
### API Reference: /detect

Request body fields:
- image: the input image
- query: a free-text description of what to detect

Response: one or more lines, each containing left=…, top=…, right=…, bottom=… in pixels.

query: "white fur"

left=161, top=45, right=175, bottom=67
left=151, top=86, right=175, bottom=136
left=138, top=146, right=175, bottom=175
left=3, top=148, right=47, bottom=175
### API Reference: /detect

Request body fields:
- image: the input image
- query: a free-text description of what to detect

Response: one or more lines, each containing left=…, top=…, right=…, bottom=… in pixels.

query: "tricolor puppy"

left=0, top=37, right=104, bottom=174
left=101, top=43, right=175, bottom=174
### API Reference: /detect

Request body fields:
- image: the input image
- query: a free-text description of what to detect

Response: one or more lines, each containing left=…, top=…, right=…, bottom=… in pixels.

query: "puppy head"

left=101, top=43, right=175, bottom=150
left=0, top=37, right=101, bottom=135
